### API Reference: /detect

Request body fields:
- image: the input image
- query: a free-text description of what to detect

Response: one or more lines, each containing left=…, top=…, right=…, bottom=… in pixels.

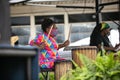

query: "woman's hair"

left=41, top=18, right=54, bottom=32
left=90, top=22, right=110, bottom=36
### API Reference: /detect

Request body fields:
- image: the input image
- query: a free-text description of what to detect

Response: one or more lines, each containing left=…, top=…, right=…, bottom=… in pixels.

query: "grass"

left=39, top=72, right=54, bottom=80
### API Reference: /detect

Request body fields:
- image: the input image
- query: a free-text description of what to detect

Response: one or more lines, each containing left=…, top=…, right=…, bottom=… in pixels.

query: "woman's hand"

left=33, top=42, right=45, bottom=50
left=63, top=40, right=70, bottom=47
left=58, top=40, right=70, bottom=49
left=115, top=43, right=120, bottom=48
left=39, top=42, right=46, bottom=49
left=114, top=43, right=120, bottom=51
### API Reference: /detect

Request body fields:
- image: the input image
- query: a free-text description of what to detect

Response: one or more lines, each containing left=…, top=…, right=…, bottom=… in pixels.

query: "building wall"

left=10, top=5, right=120, bottom=46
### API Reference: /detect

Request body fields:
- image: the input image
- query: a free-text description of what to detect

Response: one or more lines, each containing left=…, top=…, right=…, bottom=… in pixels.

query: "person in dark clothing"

left=90, top=22, right=120, bottom=52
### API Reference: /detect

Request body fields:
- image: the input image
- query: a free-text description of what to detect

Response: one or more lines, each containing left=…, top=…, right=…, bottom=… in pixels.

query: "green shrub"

left=39, top=72, right=54, bottom=80
left=61, top=51, right=120, bottom=80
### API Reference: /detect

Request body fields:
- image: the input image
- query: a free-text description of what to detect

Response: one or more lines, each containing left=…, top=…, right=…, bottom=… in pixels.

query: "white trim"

left=29, top=15, right=36, bottom=43
left=64, top=12, right=69, bottom=40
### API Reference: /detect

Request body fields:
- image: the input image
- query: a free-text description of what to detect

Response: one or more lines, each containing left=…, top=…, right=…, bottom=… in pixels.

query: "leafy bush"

left=61, top=51, right=120, bottom=80
left=39, top=72, right=54, bottom=80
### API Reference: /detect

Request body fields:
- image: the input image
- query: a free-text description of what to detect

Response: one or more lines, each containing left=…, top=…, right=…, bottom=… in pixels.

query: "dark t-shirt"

left=90, top=33, right=112, bottom=48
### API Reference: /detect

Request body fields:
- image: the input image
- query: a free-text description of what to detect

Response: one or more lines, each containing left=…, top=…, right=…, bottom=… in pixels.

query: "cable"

left=82, top=0, right=87, bottom=14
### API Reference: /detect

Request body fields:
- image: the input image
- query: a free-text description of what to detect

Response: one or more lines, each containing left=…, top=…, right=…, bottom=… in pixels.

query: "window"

left=56, top=24, right=64, bottom=43
left=11, top=26, right=30, bottom=45
left=102, top=12, right=119, bottom=21
left=70, top=23, right=96, bottom=42
left=69, top=13, right=96, bottom=23
left=69, top=12, right=119, bottom=23
left=11, top=16, right=30, bottom=45
left=11, top=16, right=30, bottom=26
left=35, top=15, right=64, bottom=24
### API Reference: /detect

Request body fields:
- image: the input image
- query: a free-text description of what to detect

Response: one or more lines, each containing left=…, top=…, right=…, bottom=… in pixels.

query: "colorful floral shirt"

left=30, top=32, right=60, bottom=68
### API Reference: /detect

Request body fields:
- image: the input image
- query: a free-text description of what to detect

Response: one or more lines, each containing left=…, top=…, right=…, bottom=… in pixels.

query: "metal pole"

left=0, top=0, right=11, bottom=45
left=95, top=0, right=102, bottom=26
left=118, top=0, right=120, bottom=42
left=95, top=0, right=99, bottom=26
left=56, top=5, right=94, bottom=9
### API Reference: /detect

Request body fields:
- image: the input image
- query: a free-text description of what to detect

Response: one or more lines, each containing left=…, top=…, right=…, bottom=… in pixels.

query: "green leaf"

left=60, top=50, right=120, bottom=80
left=109, top=71, right=120, bottom=76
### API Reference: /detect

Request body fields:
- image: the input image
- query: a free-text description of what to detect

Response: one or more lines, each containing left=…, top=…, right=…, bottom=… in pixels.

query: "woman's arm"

left=58, top=40, right=70, bottom=49
left=98, top=44, right=116, bottom=51
left=32, top=42, right=45, bottom=50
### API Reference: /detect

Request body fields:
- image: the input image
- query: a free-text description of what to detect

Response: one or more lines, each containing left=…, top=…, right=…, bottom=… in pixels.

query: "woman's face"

left=50, top=24, right=58, bottom=37
left=46, top=24, right=58, bottom=37
left=104, top=28, right=111, bottom=36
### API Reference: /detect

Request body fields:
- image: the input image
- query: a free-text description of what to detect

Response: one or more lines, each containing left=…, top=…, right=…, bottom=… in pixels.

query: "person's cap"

left=100, top=22, right=111, bottom=30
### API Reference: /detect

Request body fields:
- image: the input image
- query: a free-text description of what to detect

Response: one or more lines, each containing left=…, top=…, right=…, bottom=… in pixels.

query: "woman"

left=90, top=22, right=120, bottom=52
left=30, top=18, right=69, bottom=68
